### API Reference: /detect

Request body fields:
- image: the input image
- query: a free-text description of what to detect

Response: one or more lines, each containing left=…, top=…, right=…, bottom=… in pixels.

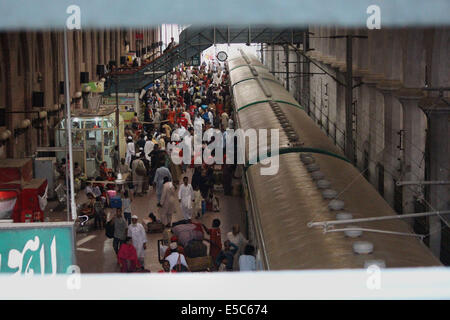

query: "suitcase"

left=186, top=256, right=212, bottom=272
left=110, top=196, right=122, bottom=208
left=147, top=222, right=165, bottom=233
left=107, top=190, right=117, bottom=198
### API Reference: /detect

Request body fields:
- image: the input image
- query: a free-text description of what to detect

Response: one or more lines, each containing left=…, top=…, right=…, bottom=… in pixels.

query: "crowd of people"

left=82, top=60, right=256, bottom=273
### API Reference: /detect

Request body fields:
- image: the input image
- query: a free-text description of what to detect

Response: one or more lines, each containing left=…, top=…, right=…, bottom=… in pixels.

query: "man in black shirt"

left=136, top=134, right=146, bottom=150
left=149, top=144, right=163, bottom=183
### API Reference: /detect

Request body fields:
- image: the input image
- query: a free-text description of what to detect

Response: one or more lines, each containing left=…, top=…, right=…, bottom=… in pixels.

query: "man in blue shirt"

left=202, top=110, right=210, bottom=123
left=216, top=240, right=238, bottom=271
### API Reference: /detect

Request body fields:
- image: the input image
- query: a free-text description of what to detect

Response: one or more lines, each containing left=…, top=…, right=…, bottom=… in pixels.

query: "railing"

left=107, top=45, right=180, bottom=77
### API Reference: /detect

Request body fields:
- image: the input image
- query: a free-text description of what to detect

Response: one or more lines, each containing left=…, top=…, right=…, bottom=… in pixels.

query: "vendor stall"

left=0, top=179, right=48, bottom=223
left=0, top=158, right=48, bottom=223
left=55, top=106, right=125, bottom=178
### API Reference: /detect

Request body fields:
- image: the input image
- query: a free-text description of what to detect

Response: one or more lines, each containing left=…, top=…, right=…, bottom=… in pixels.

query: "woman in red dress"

left=118, top=237, right=141, bottom=272
left=168, top=108, right=176, bottom=124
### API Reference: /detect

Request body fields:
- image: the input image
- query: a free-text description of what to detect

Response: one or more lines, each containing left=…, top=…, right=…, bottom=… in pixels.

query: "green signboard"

left=0, top=222, right=76, bottom=275
left=81, top=81, right=105, bottom=93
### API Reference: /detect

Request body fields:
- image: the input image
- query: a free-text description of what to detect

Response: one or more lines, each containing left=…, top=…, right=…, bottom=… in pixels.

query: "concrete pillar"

left=315, top=25, right=325, bottom=62
left=354, top=28, right=369, bottom=78
left=308, top=25, right=320, bottom=62
left=335, top=78, right=345, bottom=151
left=329, top=26, right=337, bottom=65
left=321, top=26, right=336, bottom=66
left=419, top=99, right=450, bottom=259
left=394, top=28, right=427, bottom=226
left=353, top=28, right=369, bottom=170
left=271, top=43, right=275, bottom=75
left=302, top=30, right=311, bottom=115
left=85, top=31, right=93, bottom=80
left=327, top=70, right=337, bottom=142
left=23, top=32, right=34, bottom=157
left=115, top=29, right=121, bottom=67
left=90, top=30, right=98, bottom=80
left=378, top=87, right=403, bottom=205
left=377, top=29, right=404, bottom=208
left=110, top=30, right=115, bottom=64
left=104, top=30, right=110, bottom=65
left=331, top=27, right=345, bottom=70
left=98, top=30, right=104, bottom=65
left=418, top=28, right=450, bottom=259
left=363, top=29, right=385, bottom=185
left=321, top=26, right=329, bottom=62
left=397, top=95, right=426, bottom=206
left=430, top=28, right=450, bottom=97
left=326, top=27, right=348, bottom=152
left=72, top=31, right=81, bottom=93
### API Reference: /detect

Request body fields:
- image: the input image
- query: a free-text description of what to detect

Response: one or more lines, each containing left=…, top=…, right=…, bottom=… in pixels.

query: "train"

left=228, top=49, right=440, bottom=270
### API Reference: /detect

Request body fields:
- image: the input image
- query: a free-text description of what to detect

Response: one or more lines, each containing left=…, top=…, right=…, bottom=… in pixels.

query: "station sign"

left=0, top=222, right=76, bottom=274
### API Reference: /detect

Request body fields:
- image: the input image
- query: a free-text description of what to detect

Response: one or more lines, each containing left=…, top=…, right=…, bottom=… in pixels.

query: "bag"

left=172, top=253, right=189, bottom=272
left=186, top=256, right=212, bottom=272
left=107, top=190, right=117, bottom=198
left=147, top=222, right=165, bottom=234
left=184, top=240, right=208, bottom=259
left=135, top=160, right=147, bottom=176
left=105, top=220, right=115, bottom=238
left=110, top=196, right=122, bottom=209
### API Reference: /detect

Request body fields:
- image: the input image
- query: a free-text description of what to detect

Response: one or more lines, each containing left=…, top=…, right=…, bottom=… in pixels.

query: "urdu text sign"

left=0, top=223, right=75, bottom=274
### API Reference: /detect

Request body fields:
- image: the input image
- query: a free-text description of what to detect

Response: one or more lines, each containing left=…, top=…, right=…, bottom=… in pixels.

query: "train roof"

left=229, top=51, right=441, bottom=269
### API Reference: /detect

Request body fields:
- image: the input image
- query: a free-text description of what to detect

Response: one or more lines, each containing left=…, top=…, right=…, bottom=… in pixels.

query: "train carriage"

left=229, top=50, right=440, bottom=270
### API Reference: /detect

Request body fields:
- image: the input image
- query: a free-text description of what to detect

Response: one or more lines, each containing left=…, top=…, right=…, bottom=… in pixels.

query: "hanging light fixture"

left=14, top=119, right=31, bottom=137
left=0, top=129, right=11, bottom=146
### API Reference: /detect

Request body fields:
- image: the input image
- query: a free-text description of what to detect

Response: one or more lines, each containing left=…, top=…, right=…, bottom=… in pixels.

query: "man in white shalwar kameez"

left=178, top=176, right=194, bottom=220
left=125, top=136, right=135, bottom=166
left=213, top=71, right=222, bottom=86
left=127, top=215, right=147, bottom=267
left=144, top=135, right=155, bottom=162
